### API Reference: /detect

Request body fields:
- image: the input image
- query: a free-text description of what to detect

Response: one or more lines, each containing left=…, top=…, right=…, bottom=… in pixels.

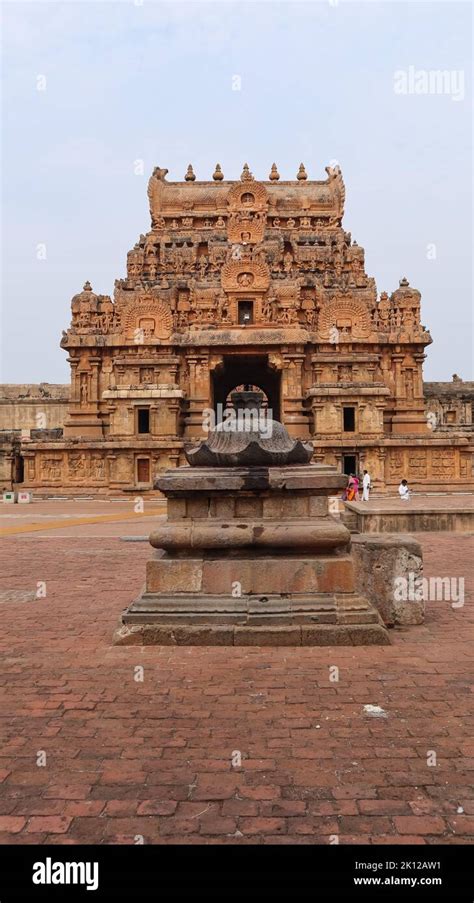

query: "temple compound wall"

left=0, top=384, right=69, bottom=489
left=425, top=376, right=474, bottom=434
left=3, top=163, right=473, bottom=494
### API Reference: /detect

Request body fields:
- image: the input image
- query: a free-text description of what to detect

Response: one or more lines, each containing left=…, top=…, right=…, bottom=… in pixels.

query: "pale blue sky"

left=2, top=0, right=472, bottom=382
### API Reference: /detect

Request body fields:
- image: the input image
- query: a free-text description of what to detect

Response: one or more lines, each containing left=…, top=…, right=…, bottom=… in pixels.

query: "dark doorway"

left=212, top=355, right=281, bottom=421
left=343, top=454, right=357, bottom=476
left=137, top=408, right=150, bottom=434
left=343, top=406, right=356, bottom=432
left=13, top=454, right=24, bottom=484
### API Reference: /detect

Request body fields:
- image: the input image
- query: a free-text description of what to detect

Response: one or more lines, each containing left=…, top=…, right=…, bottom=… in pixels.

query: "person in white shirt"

left=362, top=470, right=371, bottom=501
left=398, top=479, right=410, bottom=501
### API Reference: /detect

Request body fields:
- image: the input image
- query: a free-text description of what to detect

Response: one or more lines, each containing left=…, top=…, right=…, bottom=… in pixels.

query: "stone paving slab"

left=0, top=524, right=473, bottom=845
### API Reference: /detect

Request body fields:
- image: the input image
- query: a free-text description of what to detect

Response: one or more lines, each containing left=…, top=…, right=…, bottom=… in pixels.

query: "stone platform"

left=115, top=465, right=389, bottom=646
left=344, top=494, right=474, bottom=534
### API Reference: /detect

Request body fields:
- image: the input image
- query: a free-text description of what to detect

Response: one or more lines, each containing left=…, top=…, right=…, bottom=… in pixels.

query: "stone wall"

left=0, top=378, right=473, bottom=493
left=351, top=533, right=424, bottom=626
left=0, top=384, right=69, bottom=490
left=424, top=376, right=474, bottom=434
left=0, top=384, right=69, bottom=432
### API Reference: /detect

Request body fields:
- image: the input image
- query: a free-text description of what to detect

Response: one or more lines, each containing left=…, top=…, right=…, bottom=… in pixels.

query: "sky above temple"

left=2, top=0, right=472, bottom=382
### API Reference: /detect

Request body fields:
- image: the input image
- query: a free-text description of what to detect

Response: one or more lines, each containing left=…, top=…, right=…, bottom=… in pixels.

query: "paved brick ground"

left=0, top=499, right=165, bottom=539
left=0, top=515, right=473, bottom=845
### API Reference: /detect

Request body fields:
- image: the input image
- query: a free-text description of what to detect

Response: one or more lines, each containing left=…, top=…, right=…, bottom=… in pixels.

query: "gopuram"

left=115, top=390, right=390, bottom=646
left=19, top=162, right=473, bottom=494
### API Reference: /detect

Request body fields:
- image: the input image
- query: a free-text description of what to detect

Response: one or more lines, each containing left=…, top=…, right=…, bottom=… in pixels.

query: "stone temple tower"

left=20, top=162, right=473, bottom=494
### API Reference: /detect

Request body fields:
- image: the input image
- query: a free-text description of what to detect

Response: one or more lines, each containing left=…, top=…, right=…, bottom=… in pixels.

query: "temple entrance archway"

left=212, top=355, right=281, bottom=421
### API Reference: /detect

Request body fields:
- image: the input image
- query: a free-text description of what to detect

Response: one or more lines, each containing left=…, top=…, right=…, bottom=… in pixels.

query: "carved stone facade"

left=425, top=376, right=474, bottom=432
left=0, top=384, right=68, bottom=490
left=7, top=162, right=473, bottom=493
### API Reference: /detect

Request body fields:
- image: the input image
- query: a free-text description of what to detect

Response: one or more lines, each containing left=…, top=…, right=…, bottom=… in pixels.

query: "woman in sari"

left=344, top=474, right=359, bottom=502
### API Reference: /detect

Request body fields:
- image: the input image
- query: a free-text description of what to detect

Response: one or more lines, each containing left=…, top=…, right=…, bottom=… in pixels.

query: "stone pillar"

left=281, top=350, right=310, bottom=439
left=184, top=353, right=211, bottom=438
left=90, top=358, right=101, bottom=402
left=392, top=351, right=430, bottom=435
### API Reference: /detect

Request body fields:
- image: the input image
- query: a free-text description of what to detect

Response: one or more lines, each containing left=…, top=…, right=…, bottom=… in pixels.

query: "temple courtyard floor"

left=0, top=498, right=473, bottom=845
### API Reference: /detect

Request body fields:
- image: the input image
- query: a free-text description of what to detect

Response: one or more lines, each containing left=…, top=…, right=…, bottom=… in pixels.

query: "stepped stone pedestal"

left=115, top=463, right=389, bottom=646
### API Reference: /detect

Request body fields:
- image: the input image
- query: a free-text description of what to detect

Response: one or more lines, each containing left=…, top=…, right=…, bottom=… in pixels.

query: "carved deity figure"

left=140, top=368, right=154, bottom=384
left=216, top=293, right=229, bottom=322
left=80, top=376, right=89, bottom=405
left=262, top=297, right=275, bottom=322
left=339, top=365, right=351, bottom=382
left=403, top=308, right=415, bottom=329
left=43, top=458, right=62, bottom=480
left=283, top=252, right=293, bottom=274
left=404, top=370, right=414, bottom=399
left=69, top=454, right=86, bottom=477
left=77, top=299, right=94, bottom=329
left=237, top=272, right=253, bottom=287
left=278, top=307, right=298, bottom=325
left=99, top=297, right=114, bottom=333
left=91, top=457, right=105, bottom=480
left=127, top=257, right=141, bottom=279
left=374, top=293, right=390, bottom=330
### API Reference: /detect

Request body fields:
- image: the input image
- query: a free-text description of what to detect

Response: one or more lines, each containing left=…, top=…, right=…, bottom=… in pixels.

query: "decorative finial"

left=240, top=163, right=254, bottom=181
left=269, top=163, right=280, bottom=181
left=184, top=165, right=196, bottom=182
left=83, top=281, right=92, bottom=291
left=297, top=163, right=307, bottom=181
left=399, top=277, right=410, bottom=287
left=213, top=163, right=224, bottom=181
